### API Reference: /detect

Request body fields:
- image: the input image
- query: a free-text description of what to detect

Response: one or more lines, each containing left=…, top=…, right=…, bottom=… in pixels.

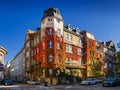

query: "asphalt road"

left=0, top=83, right=120, bottom=90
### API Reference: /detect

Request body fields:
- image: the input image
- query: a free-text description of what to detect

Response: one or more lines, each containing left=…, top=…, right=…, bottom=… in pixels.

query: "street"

left=0, top=83, right=120, bottom=90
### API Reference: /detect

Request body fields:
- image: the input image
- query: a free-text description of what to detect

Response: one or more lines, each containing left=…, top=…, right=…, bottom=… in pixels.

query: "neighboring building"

left=10, top=48, right=25, bottom=81
left=4, top=61, right=10, bottom=78
left=64, top=25, right=85, bottom=77
left=0, top=46, right=7, bottom=79
left=102, top=40, right=116, bottom=75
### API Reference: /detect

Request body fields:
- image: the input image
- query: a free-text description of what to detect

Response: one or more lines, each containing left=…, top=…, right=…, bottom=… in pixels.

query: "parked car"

left=0, top=79, right=3, bottom=84
left=80, top=78, right=97, bottom=85
left=102, top=77, right=120, bottom=87
left=97, top=77, right=106, bottom=83
left=2, top=79, right=13, bottom=85
left=27, top=80, right=41, bottom=85
left=21, top=78, right=30, bottom=83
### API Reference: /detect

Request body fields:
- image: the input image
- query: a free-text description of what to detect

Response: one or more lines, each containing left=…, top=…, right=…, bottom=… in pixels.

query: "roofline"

left=0, top=46, right=8, bottom=55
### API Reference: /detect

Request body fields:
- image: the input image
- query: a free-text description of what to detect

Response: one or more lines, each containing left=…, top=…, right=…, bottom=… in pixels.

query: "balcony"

left=64, top=62, right=86, bottom=69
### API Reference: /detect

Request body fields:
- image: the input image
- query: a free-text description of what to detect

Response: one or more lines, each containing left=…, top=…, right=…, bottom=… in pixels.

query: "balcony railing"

left=64, top=62, right=86, bottom=69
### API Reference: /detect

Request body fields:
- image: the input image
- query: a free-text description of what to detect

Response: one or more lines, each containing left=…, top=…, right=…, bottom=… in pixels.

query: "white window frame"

left=66, top=34, right=69, bottom=40
left=78, top=38, right=82, bottom=45
left=57, top=42, right=60, bottom=49
left=78, top=48, right=82, bottom=55
left=48, top=28, right=52, bottom=35
left=69, top=34, right=72, bottom=41
left=66, top=45, right=69, bottom=52
left=69, top=45, right=73, bottom=53
left=48, top=54, right=53, bottom=62
left=48, top=41, right=52, bottom=48
left=57, top=28, right=61, bottom=36
left=69, top=58, right=73, bottom=63
left=48, top=18, right=52, bottom=22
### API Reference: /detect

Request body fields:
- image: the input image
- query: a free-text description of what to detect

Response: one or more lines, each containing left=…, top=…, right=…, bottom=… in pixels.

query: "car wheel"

left=102, top=84, right=105, bottom=87
left=5, top=83, right=8, bottom=85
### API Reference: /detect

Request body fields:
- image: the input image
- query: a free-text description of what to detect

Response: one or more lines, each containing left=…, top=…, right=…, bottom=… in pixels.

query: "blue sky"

left=0, top=0, right=120, bottom=63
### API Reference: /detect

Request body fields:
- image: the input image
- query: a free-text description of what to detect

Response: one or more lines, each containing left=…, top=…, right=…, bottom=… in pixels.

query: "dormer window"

left=48, top=18, right=52, bottom=22
left=48, top=28, right=52, bottom=35
left=48, top=41, right=52, bottom=48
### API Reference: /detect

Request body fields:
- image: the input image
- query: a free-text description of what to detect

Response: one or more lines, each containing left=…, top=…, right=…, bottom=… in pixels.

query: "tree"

left=116, top=52, right=120, bottom=74
left=91, top=59, right=103, bottom=77
left=115, top=41, right=120, bottom=75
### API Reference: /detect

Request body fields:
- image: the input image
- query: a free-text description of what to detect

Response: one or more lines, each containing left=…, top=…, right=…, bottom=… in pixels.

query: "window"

left=69, top=34, right=72, bottom=41
left=57, top=43, right=60, bottom=49
left=66, top=34, right=69, bottom=40
left=48, top=41, right=52, bottom=48
left=48, top=18, right=52, bottom=22
left=90, top=60, right=94, bottom=65
left=48, top=28, right=52, bottom=35
left=78, top=48, right=82, bottom=55
left=66, top=44, right=73, bottom=53
left=57, top=29, right=61, bottom=36
left=49, top=69, right=53, bottom=75
left=66, top=45, right=69, bottom=52
left=56, top=19, right=60, bottom=23
left=58, top=55, right=61, bottom=62
left=78, top=59, right=81, bottom=65
left=66, top=57, right=69, bottom=62
left=69, top=45, right=73, bottom=53
left=69, top=58, right=73, bottom=63
left=48, top=54, right=53, bottom=62
left=67, top=69, right=71, bottom=75
left=37, top=48, right=39, bottom=54
left=78, top=38, right=82, bottom=45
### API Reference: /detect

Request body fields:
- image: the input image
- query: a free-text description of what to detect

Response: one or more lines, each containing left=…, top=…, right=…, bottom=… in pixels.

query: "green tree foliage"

left=91, top=59, right=103, bottom=77
left=116, top=51, right=120, bottom=74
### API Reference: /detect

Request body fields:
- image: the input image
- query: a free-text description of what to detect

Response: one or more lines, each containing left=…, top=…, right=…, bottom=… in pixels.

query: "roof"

left=0, top=46, right=7, bottom=55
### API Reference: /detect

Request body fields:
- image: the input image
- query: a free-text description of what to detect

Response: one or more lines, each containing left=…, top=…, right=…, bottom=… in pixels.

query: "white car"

left=80, top=78, right=97, bottom=85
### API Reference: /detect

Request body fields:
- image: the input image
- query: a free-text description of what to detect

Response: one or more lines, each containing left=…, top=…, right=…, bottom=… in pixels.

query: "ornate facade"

left=9, top=7, right=116, bottom=84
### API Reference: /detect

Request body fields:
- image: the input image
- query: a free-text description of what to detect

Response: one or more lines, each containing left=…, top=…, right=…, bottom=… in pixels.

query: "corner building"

left=25, top=8, right=85, bottom=81
left=24, top=7, right=116, bottom=83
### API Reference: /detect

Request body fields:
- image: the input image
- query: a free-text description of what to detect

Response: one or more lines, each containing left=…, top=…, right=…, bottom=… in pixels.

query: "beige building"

left=0, top=46, right=7, bottom=78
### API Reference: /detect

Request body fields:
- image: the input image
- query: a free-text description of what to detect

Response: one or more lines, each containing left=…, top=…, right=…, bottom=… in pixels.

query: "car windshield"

left=106, top=78, right=115, bottom=81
